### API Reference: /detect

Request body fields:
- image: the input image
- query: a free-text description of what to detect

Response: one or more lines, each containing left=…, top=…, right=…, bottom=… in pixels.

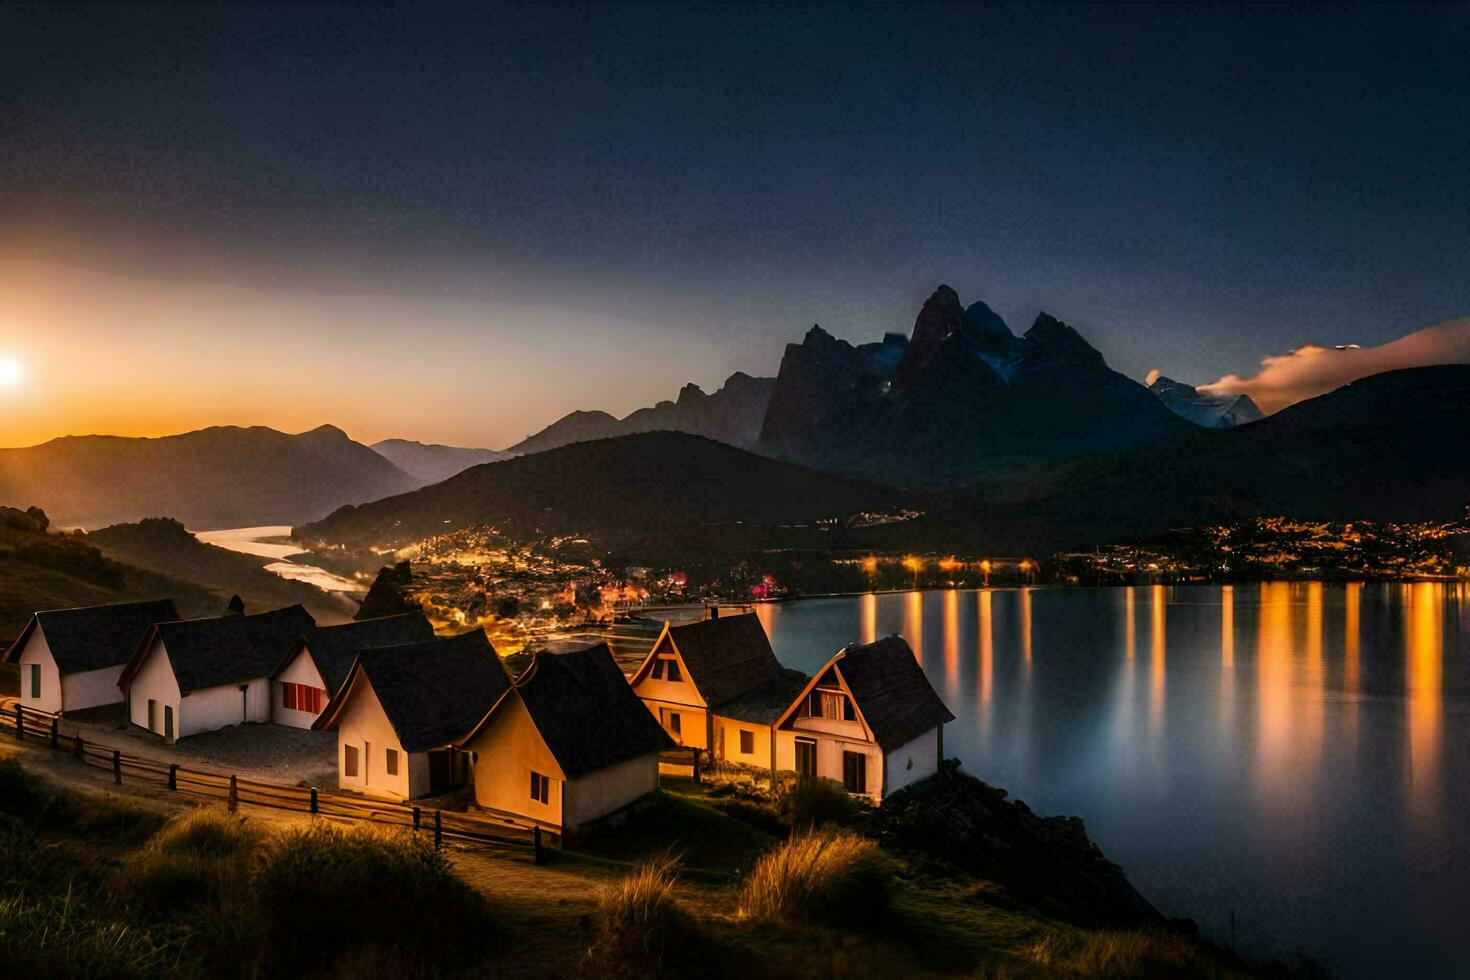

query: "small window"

left=344, top=744, right=360, bottom=778
left=820, top=691, right=846, bottom=720
left=739, top=729, right=755, bottom=754
left=282, top=682, right=327, bottom=714
left=147, top=699, right=158, bottom=732
left=29, top=663, right=41, bottom=699
left=659, top=708, right=682, bottom=739
left=665, top=659, right=681, bottom=682
left=386, top=749, right=400, bottom=776
left=530, top=771, right=550, bottom=805
left=843, top=751, right=868, bottom=794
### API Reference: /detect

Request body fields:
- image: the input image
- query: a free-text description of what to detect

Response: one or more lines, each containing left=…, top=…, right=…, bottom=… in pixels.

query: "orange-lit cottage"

left=4, top=600, right=179, bottom=716
left=772, top=635, right=953, bottom=800
left=629, top=612, right=804, bottom=770
left=313, top=629, right=509, bottom=801
left=459, top=643, right=671, bottom=832
left=270, top=612, right=434, bottom=729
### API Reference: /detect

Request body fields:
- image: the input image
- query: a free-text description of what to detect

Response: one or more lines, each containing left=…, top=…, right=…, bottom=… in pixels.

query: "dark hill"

left=294, top=431, right=898, bottom=559
left=0, top=425, right=419, bottom=530
left=909, top=365, right=1470, bottom=554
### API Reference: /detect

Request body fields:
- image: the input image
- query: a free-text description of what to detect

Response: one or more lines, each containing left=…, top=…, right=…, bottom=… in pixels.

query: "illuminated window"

left=530, top=771, right=550, bottom=805
left=739, top=729, right=754, bottom=754
left=819, top=691, right=846, bottom=720
left=386, top=749, right=399, bottom=776
left=344, top=744, right=359, bottom=778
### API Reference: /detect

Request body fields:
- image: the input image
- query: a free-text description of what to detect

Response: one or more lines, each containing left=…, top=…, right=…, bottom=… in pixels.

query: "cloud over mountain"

left=1198, top=318, right=1470, bottom=414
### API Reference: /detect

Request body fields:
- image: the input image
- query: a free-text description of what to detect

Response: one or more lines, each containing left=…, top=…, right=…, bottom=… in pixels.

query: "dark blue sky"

left=2, top=3, right=1467, bottom=437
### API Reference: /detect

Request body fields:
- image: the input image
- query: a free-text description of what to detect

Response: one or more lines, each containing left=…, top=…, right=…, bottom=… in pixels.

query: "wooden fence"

left=659, top=745, right=702, bottom=781
left=8, top=704, right=549, bottom=864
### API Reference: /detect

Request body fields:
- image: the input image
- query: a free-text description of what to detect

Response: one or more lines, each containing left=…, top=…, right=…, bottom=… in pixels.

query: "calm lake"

left=752, top=583, right=1470, bottom=977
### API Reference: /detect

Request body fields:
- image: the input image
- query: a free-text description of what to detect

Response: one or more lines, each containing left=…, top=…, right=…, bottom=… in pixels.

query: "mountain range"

left=507, top=371, right=776, bottom=454
left=0, top=425, right=419, bottom=530
left=297, top=365, right=1470, bottom=559
left=370, top=439, right=510, bottom=485
left=1147, top=374, right=1264, bottom=428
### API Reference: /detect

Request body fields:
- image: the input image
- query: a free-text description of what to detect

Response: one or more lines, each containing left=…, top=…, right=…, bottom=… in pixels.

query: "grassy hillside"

left=0, top=754, right=1263, bottom=979
left=84, top=518, right=354, bottom=625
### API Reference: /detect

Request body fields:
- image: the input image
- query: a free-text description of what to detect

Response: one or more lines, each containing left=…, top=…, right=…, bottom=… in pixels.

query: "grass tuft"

left=778, top=777, right=860, bottom=829
left=587, top=850, right=690, bottom=977
left=739, top=828, right=889, bottom=926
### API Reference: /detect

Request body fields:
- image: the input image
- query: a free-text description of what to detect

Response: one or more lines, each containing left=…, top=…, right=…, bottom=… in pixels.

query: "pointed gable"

left=5, top=599, right=179, bottom=674
left=319, top=629, right=510, bottom=752
left=829, top=636, right=954, bottom=751
left=282, top=612, right=434, bottom=695
left=136, top=605, right=315, bottom=694
left=467, top=644, right=672, bottom=777
left=662, top=613, right=784, bottom=708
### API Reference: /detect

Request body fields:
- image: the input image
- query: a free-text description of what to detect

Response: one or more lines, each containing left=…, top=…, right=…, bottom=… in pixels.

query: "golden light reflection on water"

left=1301, top=582, right=1325, bottom=774
left=1344, top=582, right=1360, bottom=695
left=978, top=590, right=994, bottom=707
left=1256, top=582, right=1294, bottom=805
left=860, top=592, right=877, bottom=646
left=943, top=589, right=960, bottom=690
left=1020, top=588, right=1033, bottom=668
left=1149, top=585, right=1166, bottom=734
left=905, top=591, right=924, bottom=662
left=1220, top=586, right=1235, bottom=737
left=1406, top=582, right=1444, bottom=828
left=1124, top=586, right=1136, bottom=660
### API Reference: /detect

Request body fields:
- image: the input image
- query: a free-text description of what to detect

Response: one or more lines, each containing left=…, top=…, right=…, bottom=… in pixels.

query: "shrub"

left=587, top=851, right=689, bottom=977
left=148, top=808, right=256, bottom=858
left=253, top=823, right=491, bottom=974
left=778, top=777, right=858, bottom=829
left=739, top=828, right=890, bottom=926
left=122, top=809, right=258, bottom=918
left=715, top=798, right=786, bottom=838
left=1024, top=927, right=1240, bottom=979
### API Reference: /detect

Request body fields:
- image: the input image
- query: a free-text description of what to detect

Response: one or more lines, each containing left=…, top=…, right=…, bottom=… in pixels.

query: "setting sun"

left=0, top=356, right=23, bottom=387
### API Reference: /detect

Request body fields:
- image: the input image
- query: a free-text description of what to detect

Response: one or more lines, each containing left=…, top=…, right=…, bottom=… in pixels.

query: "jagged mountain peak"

left=962, top=299, right=1012, bottom=340
left=893, top=285, right=965, bottom=390
left=1146, top=372, right=1265, bottom=428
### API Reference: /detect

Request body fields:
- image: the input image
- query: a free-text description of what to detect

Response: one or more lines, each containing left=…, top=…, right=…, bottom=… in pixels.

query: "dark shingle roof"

left=154, top=605, right=315, bottom=694
left=715, top=672, right=810, bottom=724
left=356, top=630, right=510, bottom=752
left=284, top=612, right=434, bottom=695
left=836, top=635, right=954, bottom=751
left=503, top=644, right=672, bottom=777
left=667, top=613, right=784, bottom=708
left=6, top=600, right=179, bottom=674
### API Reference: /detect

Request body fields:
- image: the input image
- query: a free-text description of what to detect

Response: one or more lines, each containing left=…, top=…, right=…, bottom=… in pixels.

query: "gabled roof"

left=316, top=629, right=510, bottom=753
left=125, top=605, right=315, bottom=694
left=715, top=673, right=810, bottom=725
left=463, top=643, right=672, bottom=778
left=4, top=599, right=179, bottom=675
left=278, top=612, right=434, bottom=695
left=638, top=613, right=784, bottom=708
left=778, top=635, right=954, bottom=752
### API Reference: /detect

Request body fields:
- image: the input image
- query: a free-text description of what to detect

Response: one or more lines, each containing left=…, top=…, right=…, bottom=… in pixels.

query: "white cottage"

left=119, top=605, right=315, bottom=742
left=629, top=612, right=804, bottom=769
left=773, top=635, right=953, bottom=801
left=459, top=643, right=672, bottom=832
left=3, top=600, right=178, bottom=715
left=313, top=629, right=509, bottom=801
left=271, top=612, right=434, bottom=729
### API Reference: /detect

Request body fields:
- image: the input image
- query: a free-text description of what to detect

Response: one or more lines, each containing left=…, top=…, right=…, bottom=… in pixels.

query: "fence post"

left=14, top=705, right=22, bottom=739
left=168, top=764, right=178, bottom=791
left=228, top=775, right=238, bottom=813
left=692, top=746, right=701, bottom=783
left=533, top=825, right=545, bottom=865
left=413, top=806, right=421, bottom=831
left=73, top=733, right=84, bottom=760
left=112, top=749, right=122, bottom=785
left=310, top=787, right=318, bottom=815
left=50, top=716, right=59, bottom=748
left=434, top=810, right=442, bottom=851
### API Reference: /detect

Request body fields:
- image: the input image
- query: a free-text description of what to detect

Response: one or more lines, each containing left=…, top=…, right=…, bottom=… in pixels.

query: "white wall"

left=15, top=629, right=62, bottom=714
left=179, top=677, right=269, bottom=738
left=61, top=665, right=127, bottom=713
left=273, top=650, right=328, bottom=729
left=335, top=674, right=412, bottom=800
left=774, top=729, right=885, bottom=800
left=564, top=751, right=660, bottom=829
left=882, top=727, right=940, bottom=797
left=126, top=638, right=181, bottom=742
left=714, top=715, right=771, bottom=767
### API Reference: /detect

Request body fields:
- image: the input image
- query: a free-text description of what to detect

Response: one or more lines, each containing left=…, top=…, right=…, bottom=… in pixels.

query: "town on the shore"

left=3, top=596, right=954, bottom=836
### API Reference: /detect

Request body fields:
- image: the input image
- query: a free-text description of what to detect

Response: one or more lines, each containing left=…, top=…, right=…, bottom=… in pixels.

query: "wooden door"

left=795, top=738, right=817, bottom=780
